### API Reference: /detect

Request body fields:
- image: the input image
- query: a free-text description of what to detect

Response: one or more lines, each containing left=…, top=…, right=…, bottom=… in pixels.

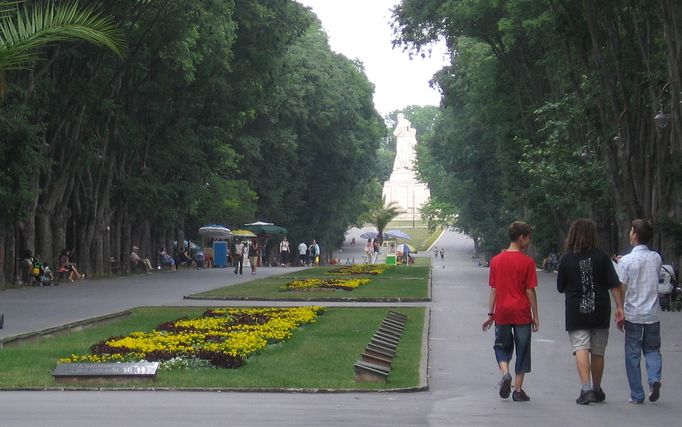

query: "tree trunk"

left=36, top=209, right=53, bottom=265
left=52, top=208, right=70, bottom=267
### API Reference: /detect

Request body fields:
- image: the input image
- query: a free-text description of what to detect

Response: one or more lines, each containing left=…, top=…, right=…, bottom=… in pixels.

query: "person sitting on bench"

left=130, top=246, right=153, bottom=273
left=58, top=249, right=84, bottom=282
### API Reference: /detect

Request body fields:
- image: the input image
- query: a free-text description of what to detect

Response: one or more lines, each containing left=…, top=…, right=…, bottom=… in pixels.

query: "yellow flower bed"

left=59, top=307, right=324, bottom=369
left=328, top=264, right=391, bottom=275
left=281, top=277, right=370, bottom=291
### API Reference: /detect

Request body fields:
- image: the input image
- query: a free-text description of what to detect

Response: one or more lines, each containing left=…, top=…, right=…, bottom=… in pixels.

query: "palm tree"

left=0, top=1, right=123, bottom=80
left=366, top=197, right=402, bottom=245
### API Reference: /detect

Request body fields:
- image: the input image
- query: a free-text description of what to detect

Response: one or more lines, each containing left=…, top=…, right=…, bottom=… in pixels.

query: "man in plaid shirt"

left=616, top=219, right=663, bottom=404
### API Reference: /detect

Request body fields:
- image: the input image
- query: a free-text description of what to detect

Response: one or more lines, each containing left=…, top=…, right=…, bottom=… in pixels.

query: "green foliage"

left=0, top=0, right=386, bottom=279
left=363, top=197, right=402, bottom=244
left=393, top=0, right=680, bottom=260
left=0, top=0, right=123, bottom=71
left=0, top=88, right=42, bottom=221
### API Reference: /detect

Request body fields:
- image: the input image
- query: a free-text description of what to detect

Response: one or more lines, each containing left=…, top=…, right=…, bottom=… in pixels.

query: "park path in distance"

left=1, top=230, right=681, bottom=426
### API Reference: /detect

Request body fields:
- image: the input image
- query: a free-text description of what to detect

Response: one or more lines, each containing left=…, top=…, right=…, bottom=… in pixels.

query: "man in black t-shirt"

left=557, top=219, right=624, bottom=405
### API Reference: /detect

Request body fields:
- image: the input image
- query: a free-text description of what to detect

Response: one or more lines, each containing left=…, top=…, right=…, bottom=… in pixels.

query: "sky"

left=295, top=0, right=450, bottom=116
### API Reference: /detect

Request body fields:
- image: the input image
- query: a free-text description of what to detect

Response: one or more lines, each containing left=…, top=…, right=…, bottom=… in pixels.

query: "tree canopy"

left=394, top=0, right=682, bottom=263
left=0, top=0, right=385, bottom=280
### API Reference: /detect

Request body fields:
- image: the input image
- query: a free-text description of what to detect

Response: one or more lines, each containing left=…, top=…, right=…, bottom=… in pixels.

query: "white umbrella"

left=198, top=225, right=231, bottom=239
left=245, top=221, right=274, bottom=226
left=360, top=231, right=379, bottom=240
left=385, top=229, right=411, bottom=240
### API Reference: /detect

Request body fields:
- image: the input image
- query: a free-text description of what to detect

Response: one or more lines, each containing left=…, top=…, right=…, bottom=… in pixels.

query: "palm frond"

left=0, top=1, right=124, bottom=71
left=0, top=1, right=22, bottom=21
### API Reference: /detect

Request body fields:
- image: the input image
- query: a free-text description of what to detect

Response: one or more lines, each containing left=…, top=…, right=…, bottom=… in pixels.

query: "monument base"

left=382, top=171, right=430, bottom=221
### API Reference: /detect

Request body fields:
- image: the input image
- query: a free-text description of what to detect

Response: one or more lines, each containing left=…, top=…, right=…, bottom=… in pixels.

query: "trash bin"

left=213, top=241, right=228, bottom=267
left=385, top=255, right=396, bottom=265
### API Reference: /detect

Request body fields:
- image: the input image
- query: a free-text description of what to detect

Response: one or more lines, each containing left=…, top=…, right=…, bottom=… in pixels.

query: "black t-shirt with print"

left=557, top=248, right=620, bottom=330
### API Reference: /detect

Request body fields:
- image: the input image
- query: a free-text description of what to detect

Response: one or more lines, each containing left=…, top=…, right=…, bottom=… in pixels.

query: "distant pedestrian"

left=310, top=240, right=320, bottom=266
left=440, top=248, right=444, bottom=260
left=557, top=219, right=624, bottom=405
left=249, top=241, right=260, bottom=274
left=364, top=240, right=372, bottom=264
left=615, top=219, right=663, bottom=404
left=434, top=246, right=438, bottom=258
left=298, top=241, right=307, bottom=266
left=233, top=239, right=244, bottom=275
left=482, top=221, right=539, bottom=402
left=372, top=240, right=380, bottom=264
left=279, top=237, right=290, bottom=266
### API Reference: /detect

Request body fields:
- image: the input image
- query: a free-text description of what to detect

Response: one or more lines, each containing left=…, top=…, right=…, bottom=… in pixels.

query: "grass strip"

left=0, top=306, right=425, bottom=390
left=189, top=266, right=430, bottom=301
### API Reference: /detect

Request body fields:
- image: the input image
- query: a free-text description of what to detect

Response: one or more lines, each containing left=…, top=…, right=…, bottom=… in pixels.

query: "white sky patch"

left=295, top=0, right=450, bottom=115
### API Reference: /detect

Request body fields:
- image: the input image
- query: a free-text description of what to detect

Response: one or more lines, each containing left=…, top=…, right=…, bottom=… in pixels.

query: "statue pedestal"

left=382, top=170, right=430, bottom=221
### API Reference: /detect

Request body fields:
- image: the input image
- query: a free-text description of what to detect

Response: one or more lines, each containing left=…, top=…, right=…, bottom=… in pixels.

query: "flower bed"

left=328, top=264, right=391, bottom=275
left=281, top=277, right=370, bottom=292
left=59, top=307, right=324, bottom=369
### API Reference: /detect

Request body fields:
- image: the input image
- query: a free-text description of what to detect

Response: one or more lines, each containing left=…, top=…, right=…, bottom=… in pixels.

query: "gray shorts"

left=568, top=328, right=609, bottom=356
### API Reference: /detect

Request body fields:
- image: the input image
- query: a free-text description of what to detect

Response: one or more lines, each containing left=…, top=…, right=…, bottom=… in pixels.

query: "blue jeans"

left=494, top=324, right=532, bottom=374
left=624, top=321, right=662, bottom=401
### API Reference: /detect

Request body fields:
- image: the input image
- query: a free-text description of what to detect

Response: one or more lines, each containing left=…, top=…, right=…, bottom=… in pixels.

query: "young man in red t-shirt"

left=482, top=221, right=539, bottom=401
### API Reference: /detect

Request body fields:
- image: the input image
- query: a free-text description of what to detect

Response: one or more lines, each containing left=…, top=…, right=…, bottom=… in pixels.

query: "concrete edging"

left=0, top=310, right=132, bottom=348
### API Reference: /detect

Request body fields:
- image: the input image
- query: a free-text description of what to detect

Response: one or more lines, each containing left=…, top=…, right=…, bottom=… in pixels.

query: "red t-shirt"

left=489, top=250, right=538, bottom=325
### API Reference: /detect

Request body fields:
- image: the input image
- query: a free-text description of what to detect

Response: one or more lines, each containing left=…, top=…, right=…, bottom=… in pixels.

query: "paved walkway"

left=1, top=229, right=681, bottom=426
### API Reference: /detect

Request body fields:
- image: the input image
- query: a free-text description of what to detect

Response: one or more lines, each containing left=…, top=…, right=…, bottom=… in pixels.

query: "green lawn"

left=0, top=306, right=426, bottom=390
left=383, top=221, right=442, bottom=251
left=189, top=265, right=431, bottom=301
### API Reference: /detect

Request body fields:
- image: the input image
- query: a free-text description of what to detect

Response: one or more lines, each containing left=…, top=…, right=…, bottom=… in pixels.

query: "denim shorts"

left=494, top=324, right=532, bottom=374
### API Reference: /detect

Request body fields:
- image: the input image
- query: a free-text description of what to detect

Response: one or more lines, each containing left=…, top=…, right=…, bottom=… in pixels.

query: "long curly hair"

left=565, top=218, right=597, bottom=254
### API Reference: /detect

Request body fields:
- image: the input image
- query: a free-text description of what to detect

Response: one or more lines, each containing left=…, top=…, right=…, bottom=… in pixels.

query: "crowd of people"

left=483, top=218, right=666, bottom=405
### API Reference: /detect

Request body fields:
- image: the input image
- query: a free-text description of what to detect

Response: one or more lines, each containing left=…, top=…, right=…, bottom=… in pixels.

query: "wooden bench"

left=110, top=257, right=127, bottom=275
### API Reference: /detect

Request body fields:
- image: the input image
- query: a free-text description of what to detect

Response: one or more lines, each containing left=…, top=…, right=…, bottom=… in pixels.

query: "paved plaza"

left=1, top=230, right=681, bottom=426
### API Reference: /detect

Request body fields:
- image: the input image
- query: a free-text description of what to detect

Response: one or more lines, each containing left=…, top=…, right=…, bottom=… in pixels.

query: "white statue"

left=383, top=113, right=431, bottom=220
left=392, top=113, right=417, bottom=172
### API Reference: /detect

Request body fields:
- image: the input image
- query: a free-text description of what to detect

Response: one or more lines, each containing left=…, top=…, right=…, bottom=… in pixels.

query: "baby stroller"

left=31, top=258, right=57, bottom=287
left=659, top=265, right=680, bottom=311
left=193, top=250, right=205, bottom=269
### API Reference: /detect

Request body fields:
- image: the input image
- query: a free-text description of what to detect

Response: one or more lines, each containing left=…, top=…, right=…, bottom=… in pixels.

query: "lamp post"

left=612, top=111, right=627, bottom=148
left=654, top=81, right=674, bottom=130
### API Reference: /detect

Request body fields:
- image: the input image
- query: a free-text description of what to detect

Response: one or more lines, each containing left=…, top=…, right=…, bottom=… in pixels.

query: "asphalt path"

left=1, top=229, right=681, bottom=426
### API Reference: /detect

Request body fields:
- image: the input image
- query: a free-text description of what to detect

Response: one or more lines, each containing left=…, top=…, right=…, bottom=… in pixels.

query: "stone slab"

left=361, top=353, right=392, bottom=369
left=354, top=363, right=388, bottom=384
left=364, top=347, right=395, bottom=361
left=387, top=311, right=407, bottom=321
left=53, top=362, right=159, bottom=384
left=367, top=342, right=396, bottom=357
left=371, top=337, right=397, bottom=350
left=382, top=319, right=404, bottom=330
left=374, top=332, right=399, bottom=346
left=377, top=327, right=401, bottom=339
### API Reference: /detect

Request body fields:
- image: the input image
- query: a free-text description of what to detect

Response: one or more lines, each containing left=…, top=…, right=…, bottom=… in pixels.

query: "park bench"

left=109, top=257, right=127, bottom=275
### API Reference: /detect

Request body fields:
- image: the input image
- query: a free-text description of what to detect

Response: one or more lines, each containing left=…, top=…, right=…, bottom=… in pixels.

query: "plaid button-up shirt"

left=617, top=245, right=662, bottom=324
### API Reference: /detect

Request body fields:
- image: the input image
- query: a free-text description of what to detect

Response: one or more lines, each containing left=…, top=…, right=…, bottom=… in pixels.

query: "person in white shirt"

left=298, top=241, right=307, bottom=266
left=233, top=240, right=244, bottom=275
left=279, top=237, right=290, bottom=266
left=616, top=219, right=663, bottom=404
